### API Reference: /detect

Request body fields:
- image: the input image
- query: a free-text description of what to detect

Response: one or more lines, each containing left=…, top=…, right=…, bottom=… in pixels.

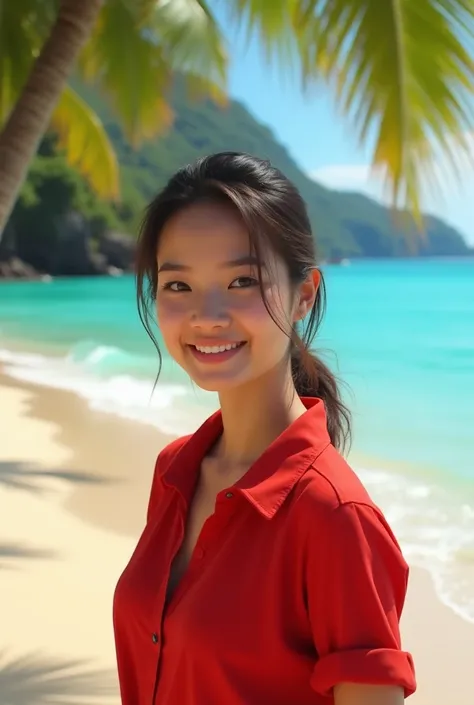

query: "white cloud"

left=311, top=164, right=374, bottom=185
left=311, top=164, right=387, bottom=202
left=310, top=135, right=474, bottom=244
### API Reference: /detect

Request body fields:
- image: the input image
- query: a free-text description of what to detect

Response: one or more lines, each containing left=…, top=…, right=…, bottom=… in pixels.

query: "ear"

left=293, top=268, right=321, bottom=322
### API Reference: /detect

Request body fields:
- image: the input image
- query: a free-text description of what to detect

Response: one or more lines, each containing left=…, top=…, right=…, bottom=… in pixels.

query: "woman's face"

left=155, top=200, right=315, bottom=394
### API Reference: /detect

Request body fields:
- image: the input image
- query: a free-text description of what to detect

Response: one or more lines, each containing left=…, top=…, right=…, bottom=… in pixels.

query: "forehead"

left=158, top=201, right=251, bottom=260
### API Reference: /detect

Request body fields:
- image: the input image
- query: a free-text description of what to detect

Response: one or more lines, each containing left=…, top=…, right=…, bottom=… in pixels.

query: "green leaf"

left=224, top=0, right=303, bottom=70
left=78, top=0, right=228, bottom=145
left=293, top=0, right=474, bottom=220
left=50, top=85, right=120, bottom=200
left=0, top=0, right=56, bottom=123
left=154, top=0, right=227, bottom=93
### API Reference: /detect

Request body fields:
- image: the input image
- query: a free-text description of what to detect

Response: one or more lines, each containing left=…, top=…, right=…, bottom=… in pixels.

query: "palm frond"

left=0, top=0, right=56, bottom=123
left=155, top=0, right=228, bottom=106
left=78, top=0, right=228, bottom=145
left=294, top=0, right=474, bottom=218
left=50, top=85, right=120, bottom=200
left=224, top=0, right=303, bottom=71
left=154, top=0, right=227, bottom=84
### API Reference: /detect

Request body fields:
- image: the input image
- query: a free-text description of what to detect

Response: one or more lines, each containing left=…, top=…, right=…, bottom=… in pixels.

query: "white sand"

left=0, top=384, right=134, bottom=702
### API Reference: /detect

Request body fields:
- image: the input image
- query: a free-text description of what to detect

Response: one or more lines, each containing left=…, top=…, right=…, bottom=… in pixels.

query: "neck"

left=214, top=362, right=308, bottom=468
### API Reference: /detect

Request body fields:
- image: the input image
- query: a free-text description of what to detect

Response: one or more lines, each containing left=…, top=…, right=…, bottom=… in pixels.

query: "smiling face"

left=155, top=200, right=306, bottom=394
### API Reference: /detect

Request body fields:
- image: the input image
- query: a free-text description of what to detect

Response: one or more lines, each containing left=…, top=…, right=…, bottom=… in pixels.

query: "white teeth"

left=195, top=343, right=241, bottom=354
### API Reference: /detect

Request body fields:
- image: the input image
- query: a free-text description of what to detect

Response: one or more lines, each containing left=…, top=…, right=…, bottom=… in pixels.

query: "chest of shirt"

left=114, top=481, right=314, bottom=659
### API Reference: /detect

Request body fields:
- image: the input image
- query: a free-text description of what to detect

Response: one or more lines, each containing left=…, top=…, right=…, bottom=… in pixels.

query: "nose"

left=190, top=290, right=231, bottom=329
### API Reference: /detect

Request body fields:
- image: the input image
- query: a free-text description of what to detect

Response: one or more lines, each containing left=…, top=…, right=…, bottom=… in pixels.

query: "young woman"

left=113, top=152, right=416, bottom=705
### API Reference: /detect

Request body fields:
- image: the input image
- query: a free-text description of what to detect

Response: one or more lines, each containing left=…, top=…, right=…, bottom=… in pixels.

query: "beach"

left=1, top=372, right=473, bottom=704
left=0, top=373, right=169, bottom=703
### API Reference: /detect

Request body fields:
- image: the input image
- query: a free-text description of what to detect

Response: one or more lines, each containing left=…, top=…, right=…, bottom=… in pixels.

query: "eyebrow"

left=157, top=255, right=261, bottom=274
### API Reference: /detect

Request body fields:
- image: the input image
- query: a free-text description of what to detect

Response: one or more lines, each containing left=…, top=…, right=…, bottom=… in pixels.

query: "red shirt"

left=113, top=397, right=416, bottom=705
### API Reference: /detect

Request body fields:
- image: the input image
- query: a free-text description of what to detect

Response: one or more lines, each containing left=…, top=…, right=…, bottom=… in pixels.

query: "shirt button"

left=195, top=547, right=204, bottom=559
left=152, top=633, right=159, bottom=644
left=225, top=492, right=234, bottom=499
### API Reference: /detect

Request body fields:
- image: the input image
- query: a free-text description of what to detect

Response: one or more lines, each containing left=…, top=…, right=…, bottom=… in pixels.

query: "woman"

left=113, top=152, right=416, bottom=705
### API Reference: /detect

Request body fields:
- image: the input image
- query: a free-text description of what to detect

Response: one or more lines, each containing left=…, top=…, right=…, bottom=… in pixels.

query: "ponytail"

left=291, top=344, right=351, bottom=453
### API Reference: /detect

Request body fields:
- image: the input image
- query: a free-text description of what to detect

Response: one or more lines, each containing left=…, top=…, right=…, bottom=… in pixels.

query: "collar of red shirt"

left=161, top=397, right=331, bottom=520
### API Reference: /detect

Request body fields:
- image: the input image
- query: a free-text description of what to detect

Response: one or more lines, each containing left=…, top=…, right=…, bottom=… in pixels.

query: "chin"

left=190, top=372, right=250, bottom=395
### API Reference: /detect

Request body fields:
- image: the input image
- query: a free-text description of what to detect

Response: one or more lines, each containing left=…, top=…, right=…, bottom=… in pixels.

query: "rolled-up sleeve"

left=306, top=501, right=416, bottom=697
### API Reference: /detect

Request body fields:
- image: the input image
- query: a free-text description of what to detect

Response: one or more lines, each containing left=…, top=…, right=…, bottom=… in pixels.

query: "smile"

left=194, top=342, right=244, bottom=354
left=188, top=341, right=247, bottom=364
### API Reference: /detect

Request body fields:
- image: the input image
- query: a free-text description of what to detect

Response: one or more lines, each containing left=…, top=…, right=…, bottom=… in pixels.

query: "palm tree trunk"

left=0, top=0, right=104, bottom=234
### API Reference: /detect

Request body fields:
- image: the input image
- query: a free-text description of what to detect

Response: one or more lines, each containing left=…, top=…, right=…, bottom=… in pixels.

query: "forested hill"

left=78, top=78, right=470, bottom=259
left=5, top=78, right=470, bottom=278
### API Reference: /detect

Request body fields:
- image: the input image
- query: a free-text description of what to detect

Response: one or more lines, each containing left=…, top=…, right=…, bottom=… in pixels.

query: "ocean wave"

left=1, top=343, right=474, bottom=624
left=0, top=344, right=216, bottom=436
left=68, top=340, right=143, bottom=370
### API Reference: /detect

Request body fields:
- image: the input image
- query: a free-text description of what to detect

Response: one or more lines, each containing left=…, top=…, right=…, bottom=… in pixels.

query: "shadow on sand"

left=0, top=461, right=113, bottom=495
left=0, top=651, right=118, bottom=704
left=0, top=542, right=58, bottom=570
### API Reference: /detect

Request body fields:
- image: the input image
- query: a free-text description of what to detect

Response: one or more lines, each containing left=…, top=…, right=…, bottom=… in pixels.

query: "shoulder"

left=155, top=434, right=193, bottom=474
left=295, top=443, right=376, bottom=512
left=292, top=444, right=403, bottom=554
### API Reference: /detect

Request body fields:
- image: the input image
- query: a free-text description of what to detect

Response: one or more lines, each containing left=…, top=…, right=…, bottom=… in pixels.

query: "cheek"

left=156, top=301, right=184, bottom=347
left=253, top=285, right=293, bottom=333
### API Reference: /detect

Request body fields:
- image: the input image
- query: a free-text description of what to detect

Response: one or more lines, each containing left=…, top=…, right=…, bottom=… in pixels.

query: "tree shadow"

left=0, top=542, right=58, bottom=571
left=0, top=651, right=119, bottom=704
left=0, top=461, right=115, bottom=495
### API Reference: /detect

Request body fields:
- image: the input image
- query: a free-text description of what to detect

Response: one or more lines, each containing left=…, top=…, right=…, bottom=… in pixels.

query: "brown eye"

left=229, top=277, right=258, bottom=289
left=163, top=281, right=191, bottom=292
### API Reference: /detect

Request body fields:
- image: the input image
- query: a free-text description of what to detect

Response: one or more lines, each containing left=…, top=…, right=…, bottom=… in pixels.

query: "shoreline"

left=1, top=254, right=473, bottom=283
left=0, top=370, right=173, bottom=539
left=2, top=353, right=474, bottom=623
left=0, top=339, right=458, bottom=483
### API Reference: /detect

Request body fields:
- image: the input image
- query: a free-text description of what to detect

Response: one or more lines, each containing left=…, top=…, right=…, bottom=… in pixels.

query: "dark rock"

left=11, top=209, right=107, bottom=276
left=0, top=222, right=17, bottom=262
left=1, top=213, right=136, bottom=278
left=98, top=230, right=136, bottom=271
left=0, top=256, right=40, bottom=279
left=51, top=212, right=105, bottom=276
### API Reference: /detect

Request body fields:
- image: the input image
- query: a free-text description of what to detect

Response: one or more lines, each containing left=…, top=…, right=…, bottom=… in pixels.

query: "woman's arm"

left=335, top=683, right=405, bottom=705
left=304, top=500, right=416, bottom=699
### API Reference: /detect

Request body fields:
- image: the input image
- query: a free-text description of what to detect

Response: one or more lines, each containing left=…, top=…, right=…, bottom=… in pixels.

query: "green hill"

left=78, top=78, right=472, bottom=259
left=3, top=78, right=470, bottom=277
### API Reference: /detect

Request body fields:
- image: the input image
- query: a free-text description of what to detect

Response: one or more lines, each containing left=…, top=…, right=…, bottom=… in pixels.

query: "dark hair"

left=135, top=152, right=351, bottom=452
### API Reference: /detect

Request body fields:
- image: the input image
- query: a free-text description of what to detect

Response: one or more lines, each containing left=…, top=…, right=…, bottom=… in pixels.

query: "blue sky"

left=213, top=9, right=474, bottom=245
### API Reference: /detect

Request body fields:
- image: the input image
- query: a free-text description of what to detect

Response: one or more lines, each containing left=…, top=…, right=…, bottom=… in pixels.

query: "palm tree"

left=0, top=0, right=228, bottom=232
left=0, top=1, right=473, bottom=234
left=0, top=1, right=106, bottom=232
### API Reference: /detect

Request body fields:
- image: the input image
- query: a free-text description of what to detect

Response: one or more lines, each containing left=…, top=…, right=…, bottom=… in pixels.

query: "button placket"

left=190, top=496, right=234, bottom=567
left=199, top=492, right=239, bottom=559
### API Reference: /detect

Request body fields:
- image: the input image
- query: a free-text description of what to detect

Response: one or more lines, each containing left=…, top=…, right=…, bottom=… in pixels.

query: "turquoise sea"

left=1, top=258, right=474, bottom=620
